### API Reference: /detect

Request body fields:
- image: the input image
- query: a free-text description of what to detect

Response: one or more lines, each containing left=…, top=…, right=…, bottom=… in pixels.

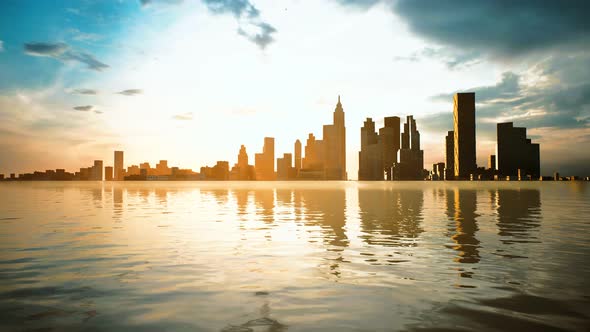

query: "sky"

left=0, top=0, right=589, bottom=178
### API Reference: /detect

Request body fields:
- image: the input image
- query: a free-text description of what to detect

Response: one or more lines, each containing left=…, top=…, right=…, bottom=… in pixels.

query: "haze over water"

left=0, top=182, right=589, bottom=331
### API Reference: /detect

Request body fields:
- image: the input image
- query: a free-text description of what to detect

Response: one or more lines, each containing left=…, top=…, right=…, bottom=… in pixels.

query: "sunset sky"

left=0, top=0, right=589, bottom=178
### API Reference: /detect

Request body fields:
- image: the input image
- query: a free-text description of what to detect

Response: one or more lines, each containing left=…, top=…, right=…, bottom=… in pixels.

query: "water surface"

left=0, top=181, right=589, bottom=331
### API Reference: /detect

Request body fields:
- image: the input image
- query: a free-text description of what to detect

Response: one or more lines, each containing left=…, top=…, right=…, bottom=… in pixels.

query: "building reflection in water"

left=112, top=186, right=123, bottom=222
left=299, top=189, right=348, bottom=249
left=496, top=188, right=541, bottom=244
left=91, top=186, right=103, bottom=208
left=358, top=189, right=424, bottom=248
left=445, top=189, right=480, bottom=266
left=233, top=189, right=250, bottom=216
left=254, top=189, right=275, bottom=224
left=297, top=188, right=348, bottom=279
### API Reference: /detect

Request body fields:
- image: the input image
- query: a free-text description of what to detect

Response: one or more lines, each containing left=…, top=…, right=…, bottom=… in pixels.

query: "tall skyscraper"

left=444, top=131, right=454, bottom=180
left=231, top=145, right=255, bottom=180
left=395, top=115, right=424, bottom=180
left=114, top=150, right=124, bottom=181
left=105, top=166, right=113, bottom=181
left=298, top=96, right=347, bottom=180
left=294, top=139, right=302, bottom=173
left=380, top=116, right=400, bottom=180
left=92, top=160, right=103, bottom=181
left=358, top=116, right=401, bottom=181
left=453, top=93, right=476, bottom=179
left=358, top=118, right=382, bottom=180
left=497, top=122, right=540, bottom=178
left=255, top=137, right=275, bottom=180
left=277, top=153, right=294, bottom=180
left=323, top=96, right=347, bottom=180
left=488, top=155, right=496, bottom=171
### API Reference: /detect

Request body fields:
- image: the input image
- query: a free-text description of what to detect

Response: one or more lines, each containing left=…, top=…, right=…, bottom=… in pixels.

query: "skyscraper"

left=231, top=145, right=255, bottom=180
left=453, top=93, right=476, bottom=179
left=255, top=137, right=275, bottom=180
left=105, top=166, right=113, bottom=181
left=298, top=96, right=347, bottom=180
left=277, top=153, right=294, bottom=180
left=294, top=139, right=302, bottom=174
left=497, top=122, right=540, bottom=178
left=395, top=115, right=424, bottom=180
left=488, top=155, right=496, bottom=171
left=380, top=116, right=400, bottom=180
left=358, top=118, right=381, bottom=180
left=114, top=150, right=124, bottom=181
left=92, top=160, right=103, bottom=181
left=323, top=96, right=347, bottom=180
left=445, top=131, right=454, bottom=180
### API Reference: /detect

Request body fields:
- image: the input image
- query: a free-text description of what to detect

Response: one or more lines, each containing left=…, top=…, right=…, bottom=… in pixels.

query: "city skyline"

left=3, top=93, right=585, bottom=181
left=0, top=1, right=589, bottom=177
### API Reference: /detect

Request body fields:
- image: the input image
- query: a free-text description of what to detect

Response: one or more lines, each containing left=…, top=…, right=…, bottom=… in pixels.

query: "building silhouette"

left=453, top=93, right=477, bottom=179
left=201, top=161, right=229, bottom=180
left=323, top=95, right=347, bottom=180
left=114, top=150, right=124, bottom=181
left=255, top=137, right=275, bottom=180
left=381, top=116, right=401, bottom=180
left=105, top=166, right=113, bottom=181
left=230, top=145, right=255, bottom=180
left=358, top=116, right=401, bottom=180
left=276, top=153, right=295, bottom=180
left=358, top=118, right=381, bottom=180
left=92, top=160, right=103, bottom=181
left=298, top=96, right=347, bottom=180
left=497, top=122, right=540, bottom=179
left=488, top=154, right=496, bottom=171
left=445, top=131, right=454, bottom=180
left=393, top=115, right=424, bottom=180
left=294, top=139, right=302, bottom=175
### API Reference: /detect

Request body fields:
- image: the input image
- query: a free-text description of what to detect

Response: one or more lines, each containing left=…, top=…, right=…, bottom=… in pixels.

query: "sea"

left=0, top=181, right=589, bottom=331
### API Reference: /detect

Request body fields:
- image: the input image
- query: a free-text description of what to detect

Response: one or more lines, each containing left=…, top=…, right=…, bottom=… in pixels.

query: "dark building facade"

left=453, top=93, right=476, bottom=179
left=497, top=122, right=540, bottom=178
left=394, top=115, right=424, bottom=180
left=445, top=130, right=454, bottom=180
left=358, top=116, right=401, bottom=180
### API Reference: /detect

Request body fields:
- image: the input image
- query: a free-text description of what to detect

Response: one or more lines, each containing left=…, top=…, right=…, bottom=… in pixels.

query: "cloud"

left=116, top=89, right=143, bottom=96
left=94, top=110, right=103, bottom=114
left=423, top=53, right=590, bottom=134
left=336, top=1, right=590, bottom=66
left=24, top=42, right=69, bottom=57
left=237, top=22, right=276, bottom=50
left=67, top=28, right=103, bottom=42
left=23, top=42, right=109, bottom=71
left=394, top=47, right=481, bottom=69
left=137, top=0, right=277, bottom=49
left=140, top=0, right=183, bottom=7
left=334, top=0, right=381, bottom=10
left=431, top=72, right=521, bottom=103
left=201, top=0, right=277, bottom=49
left=172, top=112, right=193, bottom=120
left=73, top=105, right=94, bottom=111
left=391, top=0, right=590, bottom=58
left=68, top=88, right=98, bottom=95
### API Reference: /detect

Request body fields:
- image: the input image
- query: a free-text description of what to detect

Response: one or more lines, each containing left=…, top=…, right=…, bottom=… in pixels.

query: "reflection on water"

left=446, top=189, right=480, bottom=265
left=0, top=182, right=589, bottom=331
left=359, top=189, right=424, bottom=248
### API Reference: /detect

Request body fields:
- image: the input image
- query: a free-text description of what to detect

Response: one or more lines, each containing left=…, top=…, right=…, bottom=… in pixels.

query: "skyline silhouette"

left=2, top=94, right=587, bottom=181
left=1, top=2, right=589, bottom=179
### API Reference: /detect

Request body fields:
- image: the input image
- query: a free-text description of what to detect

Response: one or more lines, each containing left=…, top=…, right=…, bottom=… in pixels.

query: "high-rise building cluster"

left=358, top=115, right=426, bottom=181
left=432, top=92, right=542, bottom=181
left=5, top=93, right=589, bottom=182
